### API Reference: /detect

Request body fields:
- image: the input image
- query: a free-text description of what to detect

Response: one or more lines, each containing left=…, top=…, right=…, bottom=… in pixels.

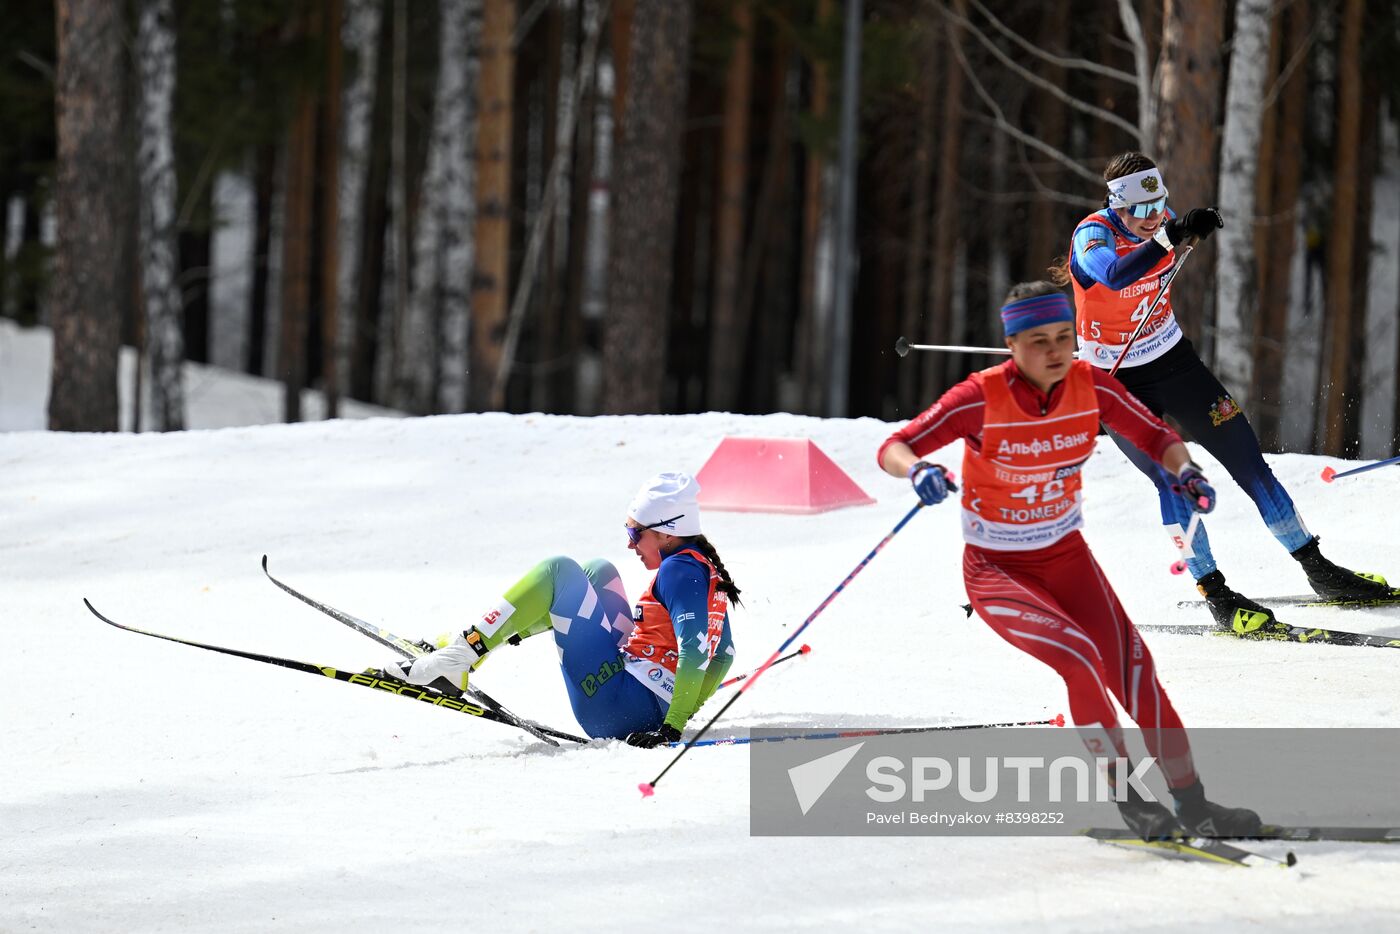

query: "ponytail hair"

left=689, top=535, right=742, bottom=607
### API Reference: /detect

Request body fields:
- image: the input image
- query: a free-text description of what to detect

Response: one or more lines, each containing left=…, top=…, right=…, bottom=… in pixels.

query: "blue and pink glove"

left=1174, top=464, right=1216, bottom=514
left=908, top=462, right=957, bottom=506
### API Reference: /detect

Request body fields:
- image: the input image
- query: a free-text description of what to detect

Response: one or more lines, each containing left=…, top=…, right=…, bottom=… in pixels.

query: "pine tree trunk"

left=558, top=0, right=598, bottom=414
left=469, top=0, right=517, bottom=409
left=280, top=85, right=318, bottom=423
left=1342, top=69, right=1380, bottom=457
left=1025, top=1, right=1068, bottom=278
left=923, top=0, right=965, bottom=401
left=1321, top=0, right=1364, bottom=455
left=530, top=0, right=567, bottom=412
left=610, top=0, right=634, bottom=143
left=600, top=0, right=693, bottom=414
left=491, top=0, right=604, bottom=410
left=1251, top=0, right=1307, bottom=451
left=1212, top=0, right=1272, bottom=409
left=321, top=0, right=344, bottom=417
left=707, top=0, right=753, bottom=412
left=737, top=31, right=792, bottom=414
left=50, top=0, right=125, bottom=431
left=794, top=0, right=833, bottom=415
left=354, top=19, right=394, bottom=404
left=1155, top=0, right=1225, bottom=353
left=136, top=0, right=185, bottom=431
left=898, top=18, right=935, bottom=416
left=248, top=143, right=276, bottom=378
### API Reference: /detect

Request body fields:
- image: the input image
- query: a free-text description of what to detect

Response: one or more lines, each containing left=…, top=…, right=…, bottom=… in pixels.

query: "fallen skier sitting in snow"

left=379, top=471, right=738, bottom=748
left=879, top=280, right=1262, bottom=840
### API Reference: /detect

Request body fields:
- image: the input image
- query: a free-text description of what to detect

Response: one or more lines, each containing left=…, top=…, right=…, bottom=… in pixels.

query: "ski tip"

left=799, top=644, right=812, bottom=654
left=1052, top=713, right=1066, bottom=727
left=1320, top=466, right=1337, bottom=483
left=1169, top=560, right=1187, bottom=575
left=261, top=554, right=270, bottom=570
left=638, top=782, right=655, bottom=799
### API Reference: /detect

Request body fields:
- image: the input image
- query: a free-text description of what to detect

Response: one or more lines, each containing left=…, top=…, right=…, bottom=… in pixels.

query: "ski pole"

left=639, top=501, right=928, bottom=797
left=1321, top=454, right=1400, bottom=483
left=1168, top=510, right=1204, bottom=576
left=719, top=645, right=811, bottom=689
left=896, top=337, right=1012, bottom=357
left=1107, top=237, right=1196, bottom=378
left=671, top=714, right=1066, bottom=748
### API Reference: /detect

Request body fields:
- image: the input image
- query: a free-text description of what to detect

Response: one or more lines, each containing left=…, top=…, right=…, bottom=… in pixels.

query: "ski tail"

left=85, top=598, right=589, bottom=745
left=261, top=555, right=427, bottom=658
left=1085, top=828, right=1296, bottom=868
left=1139, top=620, right=1400, bottom=649
left=261, top=557, right=568, bottom=746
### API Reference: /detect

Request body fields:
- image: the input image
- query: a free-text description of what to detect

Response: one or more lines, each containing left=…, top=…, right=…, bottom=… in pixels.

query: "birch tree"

left=334, top=0, right=381, bottom=408
left=396, top=0, right=477, bottom=415
left=136, top=0, right=185, bottom=431
left=374, top=0, right=408, bottom=405
left=1212, top=0, right=1273, bottom=407
left=50, top=0, right=124, bottom=431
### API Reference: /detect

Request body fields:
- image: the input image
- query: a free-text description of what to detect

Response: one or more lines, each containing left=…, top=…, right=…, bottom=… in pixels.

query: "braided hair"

left=686, top=535, right=743, bottom=606
left=1048, top=151, right=1159, bottom=286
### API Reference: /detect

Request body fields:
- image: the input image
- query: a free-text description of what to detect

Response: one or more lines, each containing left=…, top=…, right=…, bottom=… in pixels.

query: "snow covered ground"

left=4, top=336, right=1400, bottom=932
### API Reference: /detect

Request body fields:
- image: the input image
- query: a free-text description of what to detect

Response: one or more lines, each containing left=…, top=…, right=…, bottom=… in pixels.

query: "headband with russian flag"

left=1000, top=291, right=1074, bottom=337
left=1106, top=167, right=1168, bottom=208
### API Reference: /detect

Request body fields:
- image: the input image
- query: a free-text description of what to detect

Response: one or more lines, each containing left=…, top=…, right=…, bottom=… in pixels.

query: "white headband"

left=1106, top=167, right=1168, bottom=208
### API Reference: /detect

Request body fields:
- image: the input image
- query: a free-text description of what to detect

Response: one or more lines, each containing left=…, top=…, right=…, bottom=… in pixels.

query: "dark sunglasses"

left=1126, top=196, right=1167, bottom=218
left=625, top=514, right=684, bottom=545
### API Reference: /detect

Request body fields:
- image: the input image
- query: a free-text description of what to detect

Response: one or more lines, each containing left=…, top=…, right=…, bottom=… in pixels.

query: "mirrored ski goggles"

left=625, top=514, right=685, bottom=545
left=1125, top=196, right=1167, bottom=218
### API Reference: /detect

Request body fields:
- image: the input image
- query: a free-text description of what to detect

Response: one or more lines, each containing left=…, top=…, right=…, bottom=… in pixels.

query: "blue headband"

left=1001, top=292, right=1074, bottom=337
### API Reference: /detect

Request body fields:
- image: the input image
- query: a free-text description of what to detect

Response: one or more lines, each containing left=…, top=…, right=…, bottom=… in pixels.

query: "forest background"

left=6, top=0, right=1399, bottom=458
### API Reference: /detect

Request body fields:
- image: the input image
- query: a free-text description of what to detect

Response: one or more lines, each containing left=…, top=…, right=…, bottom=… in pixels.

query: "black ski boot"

left=1116, top=787, right=1178, bottom=841
left=1171, top=780, right=1262, bottom=838
left=1292, top=536, right=1395, bottom=602
left=1195, top=570, right=1285, bottom=637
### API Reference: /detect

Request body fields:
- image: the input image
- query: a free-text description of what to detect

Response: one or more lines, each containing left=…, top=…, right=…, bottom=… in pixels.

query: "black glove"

left=1163, top=207, right=1223, bottom=246
left=624, top=723, right=682, bottom=748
